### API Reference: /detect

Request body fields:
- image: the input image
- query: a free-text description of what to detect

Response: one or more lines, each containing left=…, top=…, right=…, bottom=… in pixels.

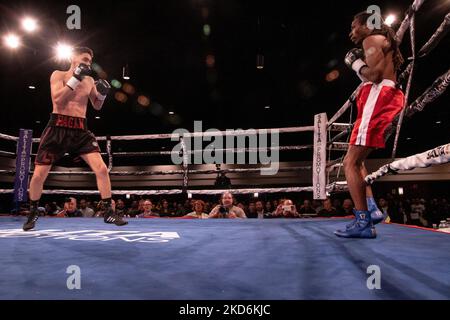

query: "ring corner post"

left=313, top=113, right=327, bottom=200
left=13, top=128, right=34, bottom=211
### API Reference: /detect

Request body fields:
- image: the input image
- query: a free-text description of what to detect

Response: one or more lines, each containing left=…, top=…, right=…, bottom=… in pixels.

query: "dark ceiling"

left=0, top=0, right=449, bottom=163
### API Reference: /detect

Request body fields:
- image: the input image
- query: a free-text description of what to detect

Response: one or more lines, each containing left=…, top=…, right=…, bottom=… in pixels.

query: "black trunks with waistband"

left=47, top=113, right=88, bottom=130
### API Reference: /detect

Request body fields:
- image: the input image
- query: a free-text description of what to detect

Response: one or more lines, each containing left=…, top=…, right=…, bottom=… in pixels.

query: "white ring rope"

left=0, top=182, right=348, bottom=196
left=365, top=143, right=450, bottom=185
left=0, top=166, right=313, bottom=177
left=0, top=124, right=354, bottom=144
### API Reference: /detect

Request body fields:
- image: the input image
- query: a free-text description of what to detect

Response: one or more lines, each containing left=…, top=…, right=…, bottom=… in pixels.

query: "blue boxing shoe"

left=344, top=197, right=385, bottom=230
left=367, top=197, right=385, bottom=225
left=334, top=209, right=377, bottom=238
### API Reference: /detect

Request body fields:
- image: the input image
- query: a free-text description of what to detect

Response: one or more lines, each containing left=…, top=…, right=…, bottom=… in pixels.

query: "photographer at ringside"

left=208, top=191, right=247, bottom=219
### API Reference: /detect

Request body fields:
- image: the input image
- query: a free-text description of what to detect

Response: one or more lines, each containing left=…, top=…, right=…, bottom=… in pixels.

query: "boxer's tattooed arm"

left=360, top=35, right=386, bottom=83
left=51, top=71, right=74, bottom=107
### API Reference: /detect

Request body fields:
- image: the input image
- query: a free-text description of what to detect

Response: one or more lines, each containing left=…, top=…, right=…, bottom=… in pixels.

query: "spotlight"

left=384, top=14, right=396, bottom=27
left=256, top=53, right=264, bottom=69
left=325, top=69, right=340, bottom=82
left=398, top=187, right=404, bottom=195
left=95, top=116, right=101, bottom=120
left=114, top=91, right=128, bottom=103
left=111, top=79, right=122, bottom=89
left=253, top=193, right=259, bottom=198
left=188, top=193, right=193, bottom=199
left=22, top=17, right=38, bottom=33
left=55, top=43, right=73, bottom=61
left=122, top=83, right=135, bottom=95
left=3, top=34, right=21, bottom=49
left=203, top=24, right=211, bottom=36
left=169, top=111, right=175, bottom=115
left=122, top=64, right=130, bottom=80
left=206, top=54, right=215, bottom=68
left=126, top=194, right=130, bottom=199
left=28, top=85, right=36, bottom=90
left=264, top=105, right=270, bottom=109
left=137, top=95, right=151, bottom=107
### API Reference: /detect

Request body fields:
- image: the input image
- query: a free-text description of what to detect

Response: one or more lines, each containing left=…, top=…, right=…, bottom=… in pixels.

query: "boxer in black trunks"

left=23, top=47, right=127, bottom=230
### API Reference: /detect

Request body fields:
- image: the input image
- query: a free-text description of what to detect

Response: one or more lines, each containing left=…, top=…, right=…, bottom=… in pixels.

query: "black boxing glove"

left=344, top=48, right=367, bottom=81
left=95, top=79, right=111, bottom=101
left=66, top=63, right=92, bottom=90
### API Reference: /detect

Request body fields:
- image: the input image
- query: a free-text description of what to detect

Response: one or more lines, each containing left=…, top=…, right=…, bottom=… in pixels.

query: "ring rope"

left=0, top=182, right=348, bottom=196
left=0, top=123, right=355, bottom=144
left=0, top=166, right=313, bottom=177
left=391, top=13, right=417, bottom=159
left=365, top=143, right=450, bottom=184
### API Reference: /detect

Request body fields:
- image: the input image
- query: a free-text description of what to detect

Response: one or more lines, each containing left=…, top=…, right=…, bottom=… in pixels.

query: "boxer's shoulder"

left=362, top=34, right=386, bottom=47
left=50, top=70, right=66, bottom=81
left=84, top=75, right=95, bottom=85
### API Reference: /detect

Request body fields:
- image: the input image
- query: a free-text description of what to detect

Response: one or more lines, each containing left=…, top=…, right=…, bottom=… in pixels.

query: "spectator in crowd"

left=176, top=203, right=186, bottom=216
left=392, top=199, right=411, bottom=224
left=272, top=200, right=278, bottom=210
left=332, top=199, right=343, bottom=215
left=340, top=198, right=354, bottom=216
left=128, top=200, right=140, bottom=217
left=209, top=192, right=247, bottom=218
left=93, top=199, right=116, bottom=218
left=184, top=200, right=209, bottom=219
left=237, top=202, right=246, bottom=212
left=440, top=198, right=450, bottom=215
left=45, top=202, right=59, bottom=216
left=312, top=200, right=323, bottom=213
left=138, top=199, right=159, bottom=218
left=378, top=198, right=389, bottom=216
left=255, top=200, right=268, bottom=219
left=184, top=199, right=192, bottom=213
left=79, top=198, right=95, bottom=217
left=247, top=200, right=266, bottom=218
left=298, top=200, right=317, bottom=216
left=271, top=199, right=300, bottom=218
left=410, top=198, right=427, bottom=226
left=115, top=199, right=128, bottom=218
left=94, top=201, right=105, bottom=217
left=318, top=198, right=338, bottom=217
left=204, top=201, right=212, bottom=213
left=246, top=201, right=257, bottom=218
left=6, top=193, right=449, bottom=224
left=265, top=201, right=274, bottom=214
left=57, top=197, right=82, bottom=217
left=438, top=198, right=450, bottom=222
left=158, top=199, right=172, bottom=217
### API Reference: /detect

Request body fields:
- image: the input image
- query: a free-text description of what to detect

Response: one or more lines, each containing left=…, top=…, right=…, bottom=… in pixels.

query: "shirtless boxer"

left=334, top=12, right=404, bottom=238
left=23, top=47, right=127, bottom=230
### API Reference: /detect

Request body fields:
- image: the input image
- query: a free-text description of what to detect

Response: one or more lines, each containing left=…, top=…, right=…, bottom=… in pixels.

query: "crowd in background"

left=10, top=192, right=450, bottom=228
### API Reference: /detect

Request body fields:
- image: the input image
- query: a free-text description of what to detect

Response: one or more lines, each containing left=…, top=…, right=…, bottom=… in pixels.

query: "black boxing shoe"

left=23, top=207, right=39, bottom=231
left=104, top=207, right=128, bottom=226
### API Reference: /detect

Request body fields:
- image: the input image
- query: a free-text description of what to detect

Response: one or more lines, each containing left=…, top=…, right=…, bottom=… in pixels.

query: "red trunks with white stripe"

left=350, top=79, right=404, bottom=149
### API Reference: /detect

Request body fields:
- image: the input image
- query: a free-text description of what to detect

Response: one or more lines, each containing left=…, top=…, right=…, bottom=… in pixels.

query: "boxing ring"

left=0, top=217, right=449, bottom=300
left=0, top=0, right=449, bottom=300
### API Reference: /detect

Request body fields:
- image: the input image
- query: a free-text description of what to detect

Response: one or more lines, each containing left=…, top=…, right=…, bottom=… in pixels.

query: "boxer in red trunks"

left=334, top=12, right=404, bottom=238
left=23, top=47, right=127, bottom=230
